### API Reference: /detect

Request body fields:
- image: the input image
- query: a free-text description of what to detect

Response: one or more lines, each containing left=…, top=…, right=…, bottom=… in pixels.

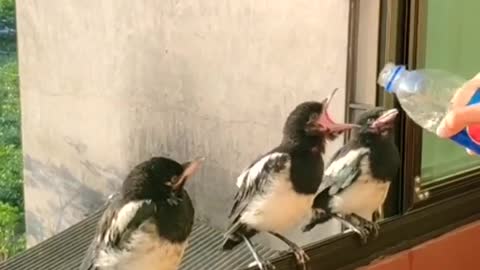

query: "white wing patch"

left=104, top=200, right=150, bottom=244
left=316, top=147, right=369, bottom=196
left=236, top=153, right=285, bottom=188
left=97, top=222, right=186, bottom=270
left=324, top=148, right=369, bottom=177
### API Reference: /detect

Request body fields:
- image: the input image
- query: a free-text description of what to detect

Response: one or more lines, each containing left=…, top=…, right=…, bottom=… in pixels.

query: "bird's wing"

left=79, top=194, right=156, bottom=270
left=228, top=152, right=290, bottom=222
left=317, top=147, right=370, bottom=196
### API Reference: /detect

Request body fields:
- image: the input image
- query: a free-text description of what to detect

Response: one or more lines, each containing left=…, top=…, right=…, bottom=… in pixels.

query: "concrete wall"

left=17, top=0, right=350, bottom=249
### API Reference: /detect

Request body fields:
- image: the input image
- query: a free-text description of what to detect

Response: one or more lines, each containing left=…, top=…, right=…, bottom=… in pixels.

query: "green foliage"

left=0, top=145, right=22, bottom=208
left=0, top=59, right=20, bottom=147
left=0, top=0, right=24, bottom=254
left=0, top=0, right=15, bottom=28
left=0, top=203, right=25, bottom=261
left=0, top=54, right=23, bottom=260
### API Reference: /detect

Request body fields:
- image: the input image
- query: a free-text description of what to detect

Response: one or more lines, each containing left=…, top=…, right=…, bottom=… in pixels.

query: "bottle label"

left=450, top=89, right=480, bottom=153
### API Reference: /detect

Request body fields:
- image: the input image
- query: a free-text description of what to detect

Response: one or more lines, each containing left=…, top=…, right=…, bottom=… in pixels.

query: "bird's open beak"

left=172, top=157, right=205, bottom=191
left=371, top=108, right=398, bottom=129
left=317, top=88, right=360, bottom=133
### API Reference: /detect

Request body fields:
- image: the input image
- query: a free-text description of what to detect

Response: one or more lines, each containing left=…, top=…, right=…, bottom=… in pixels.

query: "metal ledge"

left=0, top=208, right=279, bottom=270
left=255, top=187, right=480, bottom=270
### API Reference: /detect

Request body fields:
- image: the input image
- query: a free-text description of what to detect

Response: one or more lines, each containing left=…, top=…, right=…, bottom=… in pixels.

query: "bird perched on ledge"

left=222, top=88, right=358, bottom=270
left=302, top=107, right=400, bottom=244
left=80, top=156, right=204, bottom=270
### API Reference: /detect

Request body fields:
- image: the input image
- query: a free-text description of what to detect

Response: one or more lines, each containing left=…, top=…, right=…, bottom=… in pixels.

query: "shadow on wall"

left=23, top=152, right=123, bottom=244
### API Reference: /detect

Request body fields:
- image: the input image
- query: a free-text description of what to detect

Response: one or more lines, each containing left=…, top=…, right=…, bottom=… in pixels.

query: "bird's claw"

left=371, top=222, right=380, bottom=238
left=356, top=226, right=370, bottom=245
left=362, top=220, right=380, bottom=239
left=372, top=210, right=381, bottom=222
left=292, top=248, right=310, bottom=270
left=279, top=247, right=310, bottom=269
left=258, top=260, right=275, bottom=270
left=354, top=220, right=380, bottom=244
left=248, top=259, right=275, bottom=270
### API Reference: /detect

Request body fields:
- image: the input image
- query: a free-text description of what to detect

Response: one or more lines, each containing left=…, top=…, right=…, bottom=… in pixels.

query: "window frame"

left=245, top=1, right=480, bottom=269
left=395, top=0, right=480, bottom=211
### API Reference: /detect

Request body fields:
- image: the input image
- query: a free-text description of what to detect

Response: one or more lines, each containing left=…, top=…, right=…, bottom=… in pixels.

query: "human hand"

left=436, top=73, right=480, bottom=155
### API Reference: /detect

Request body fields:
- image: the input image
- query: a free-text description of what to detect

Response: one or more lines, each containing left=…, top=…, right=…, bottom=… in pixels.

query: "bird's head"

left=121, top=156, right=204, bottom=202
left=354, top=107, right=398, bottom=142
left=282, top=88, right=358, bottom=150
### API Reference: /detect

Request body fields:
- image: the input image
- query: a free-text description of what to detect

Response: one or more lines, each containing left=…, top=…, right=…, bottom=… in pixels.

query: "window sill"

left=249, top=185, right=480, bottom=270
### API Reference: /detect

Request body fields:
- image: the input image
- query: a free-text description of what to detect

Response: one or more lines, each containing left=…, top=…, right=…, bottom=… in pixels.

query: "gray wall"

left=17, top=0, right=350, bottom=249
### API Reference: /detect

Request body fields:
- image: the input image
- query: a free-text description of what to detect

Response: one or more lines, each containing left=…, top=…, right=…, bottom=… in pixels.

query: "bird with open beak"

left=302, top=107, right=400, bottom=244
left=222, top=89, right=358, bottom=270
left=80, top=156, right=204, bottom=270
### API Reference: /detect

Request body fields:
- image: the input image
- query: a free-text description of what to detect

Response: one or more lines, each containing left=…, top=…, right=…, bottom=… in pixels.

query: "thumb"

left=437, top=104, right=480, bottom=138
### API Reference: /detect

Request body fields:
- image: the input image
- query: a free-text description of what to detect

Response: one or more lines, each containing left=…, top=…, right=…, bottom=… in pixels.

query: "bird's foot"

left=291, top=247, right=310, bottom=270
left=248, top=259, right=276, bottom=270
left=372, top=210, right=381, bottom=223
left=349, top=215, right=380, bottom=244
left=352, top=225, right=370, bottom=245
left=353, top=215, right=379, bottom=238
left=367, top=221, right=380, bottom=239
left=268, top=232, right=310, bottom=270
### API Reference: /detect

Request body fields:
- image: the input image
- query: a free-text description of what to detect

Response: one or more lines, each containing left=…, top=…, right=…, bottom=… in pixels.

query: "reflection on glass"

left=421, top=0, right=480, bottom=183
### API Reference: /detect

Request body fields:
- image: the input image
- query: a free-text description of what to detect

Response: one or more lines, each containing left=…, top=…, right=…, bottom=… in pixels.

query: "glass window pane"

left=421, top=0, right=480, bottom=183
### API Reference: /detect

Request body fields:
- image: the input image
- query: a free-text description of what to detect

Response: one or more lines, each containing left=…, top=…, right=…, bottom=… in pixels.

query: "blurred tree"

left=0, top=60, right=20, bottom=147
left=0, top=145, right=22, bottom=208
left=0, top=203, right=25, bottom=261
left=0, top=0, right=15, bottom=28
left=0, top=0, right=24, bottom=261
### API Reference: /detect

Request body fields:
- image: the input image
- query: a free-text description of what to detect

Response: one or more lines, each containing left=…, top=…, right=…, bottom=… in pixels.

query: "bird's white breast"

left=97, top=223, right=187, bottom=270
left=329, top=175, right=390, bottom=221
left=240, top=175, right=315, bottom=233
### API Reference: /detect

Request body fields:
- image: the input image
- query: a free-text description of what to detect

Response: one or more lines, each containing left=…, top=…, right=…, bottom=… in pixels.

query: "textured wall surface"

left=17, top=0, right=350, bottom=250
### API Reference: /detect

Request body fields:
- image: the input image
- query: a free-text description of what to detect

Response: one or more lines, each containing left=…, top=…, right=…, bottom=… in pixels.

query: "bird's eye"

left=165, top=176, right=179, bottom=186
left=367, top=118, right=374, bottom=124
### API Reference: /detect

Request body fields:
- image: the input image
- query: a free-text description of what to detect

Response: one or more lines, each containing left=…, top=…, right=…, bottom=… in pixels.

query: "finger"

left=466, top=148, right=476, bottom=156
left=436, top=104, right=480, bottom=138
left=451, top=77, right=480, bottom=109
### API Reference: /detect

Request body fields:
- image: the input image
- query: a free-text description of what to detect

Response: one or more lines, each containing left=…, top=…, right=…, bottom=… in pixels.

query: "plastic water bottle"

left=377, top=62, right=480, bottom=154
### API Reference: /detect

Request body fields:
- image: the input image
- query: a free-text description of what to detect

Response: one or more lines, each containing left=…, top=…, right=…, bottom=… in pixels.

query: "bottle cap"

left=378, top=62, right=405, bottom=93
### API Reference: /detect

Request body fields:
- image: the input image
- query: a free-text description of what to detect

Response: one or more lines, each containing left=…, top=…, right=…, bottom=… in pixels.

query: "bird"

left=302, top=107, right=400, bottom=244
left=79, top=156, right=204, bottom=270
left=222, top=88, right=358, bottom=270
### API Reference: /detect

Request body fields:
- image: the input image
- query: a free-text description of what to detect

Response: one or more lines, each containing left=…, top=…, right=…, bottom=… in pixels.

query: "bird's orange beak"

left=317, top=88, right=360, bottom=134
left=172, top=157, right=205, bottom=191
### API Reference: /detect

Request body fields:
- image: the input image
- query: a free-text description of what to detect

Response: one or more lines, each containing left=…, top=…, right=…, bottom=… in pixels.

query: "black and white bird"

left=302, top=107, right=400, bottom=243
left=79, top=156, right=204, bottom=270
left=222, top=89, right=358, bottom=270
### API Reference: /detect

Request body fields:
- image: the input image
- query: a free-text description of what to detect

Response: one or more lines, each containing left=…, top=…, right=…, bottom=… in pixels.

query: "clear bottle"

left=377, top=62, right=480, bottom=154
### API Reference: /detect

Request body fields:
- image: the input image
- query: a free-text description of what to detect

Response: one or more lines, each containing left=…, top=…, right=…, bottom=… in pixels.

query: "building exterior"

left=7, top=0, right=480, bottom=269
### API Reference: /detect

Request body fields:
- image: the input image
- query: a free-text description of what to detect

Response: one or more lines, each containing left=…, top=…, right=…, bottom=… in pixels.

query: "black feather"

left=305, top=107, right=400, bottom=231
left=79, top=157, right=196, bottom=270
left=223, top=101, right=332, bottom=251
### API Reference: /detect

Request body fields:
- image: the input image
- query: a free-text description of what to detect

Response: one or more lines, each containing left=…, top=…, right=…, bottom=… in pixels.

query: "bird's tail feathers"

left=222, top=234, right=243, bottom=250
left=302, top=209, right=331, bottom=232
left=222, top=222, right=256, bottom=251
